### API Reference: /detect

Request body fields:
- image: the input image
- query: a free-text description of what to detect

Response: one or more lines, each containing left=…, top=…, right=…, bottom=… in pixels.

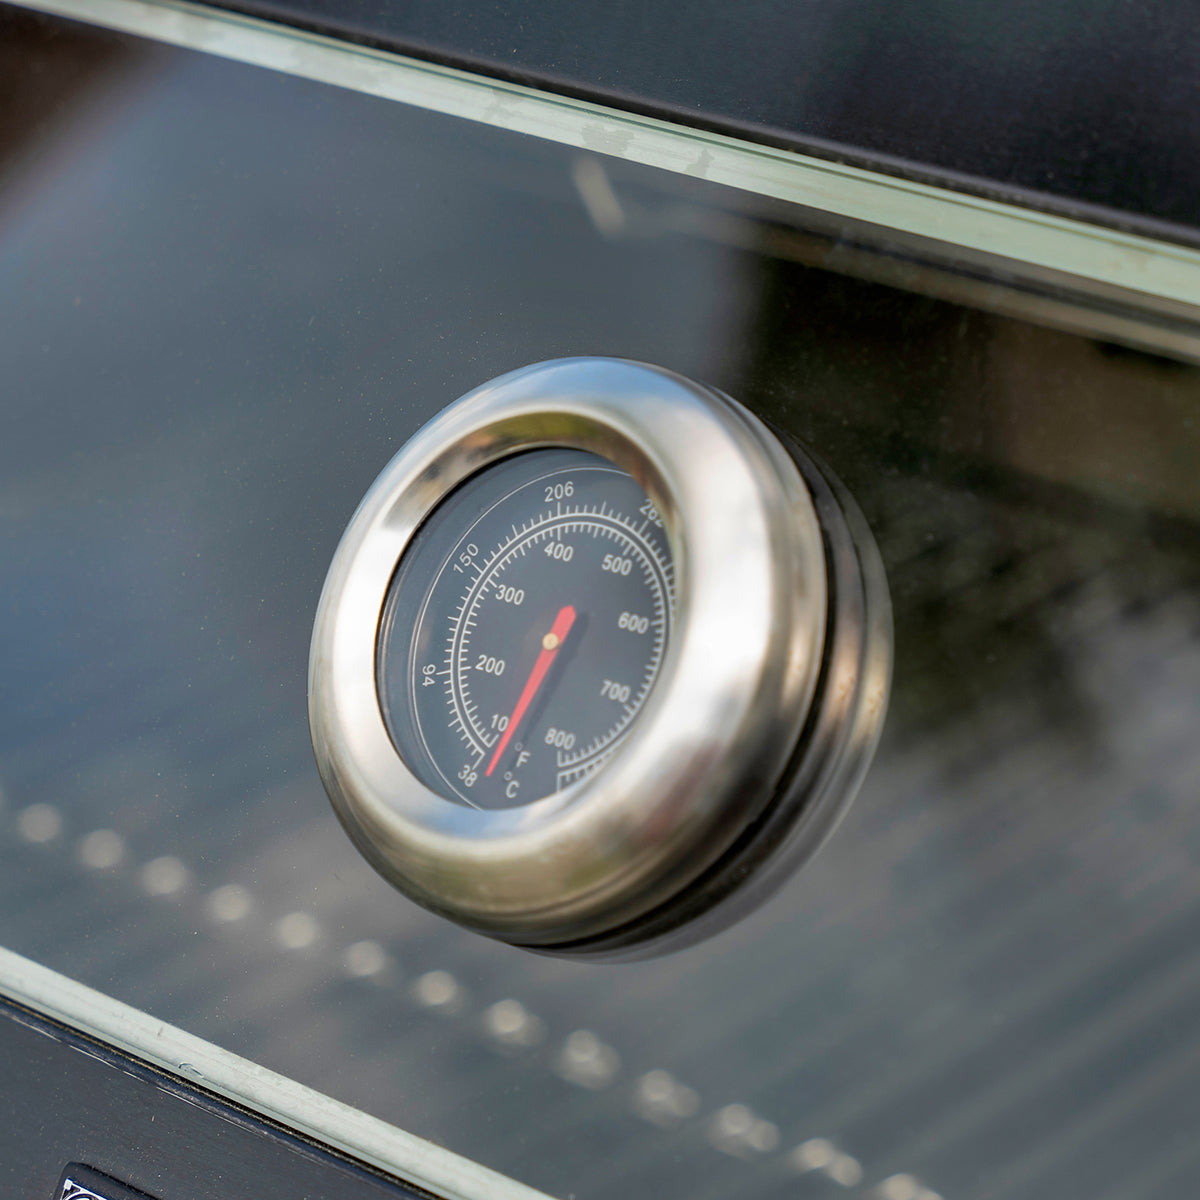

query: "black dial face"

left=377, top=449, right=675, bottom=810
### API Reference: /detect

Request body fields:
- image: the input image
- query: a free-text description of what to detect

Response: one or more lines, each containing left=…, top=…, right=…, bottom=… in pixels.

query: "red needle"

left=485, top=604, right=577, bottom=777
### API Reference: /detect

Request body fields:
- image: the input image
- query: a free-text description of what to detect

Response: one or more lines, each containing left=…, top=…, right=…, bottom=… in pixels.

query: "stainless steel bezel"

left=556, top=431, right=893, bottom=959
left=309, top=358, right=828, bottom=947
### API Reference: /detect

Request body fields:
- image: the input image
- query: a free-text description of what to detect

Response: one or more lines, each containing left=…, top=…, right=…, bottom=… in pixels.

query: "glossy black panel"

left=0, top=1000, right=423, bottom=1200
left=220, top=0, right=1200, bottom=238
left=4, top=8, right=1200, bottom=1200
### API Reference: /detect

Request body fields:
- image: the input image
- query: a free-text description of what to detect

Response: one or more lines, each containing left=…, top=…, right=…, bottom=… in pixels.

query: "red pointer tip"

left=485, top=605, right=577, bottom=777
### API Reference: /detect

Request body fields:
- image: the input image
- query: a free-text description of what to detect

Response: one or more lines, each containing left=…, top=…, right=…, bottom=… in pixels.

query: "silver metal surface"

left=15, top=0, right=1200, bottom=322
left=309, top=358, right=889, bottom=953
left=0, top=949, right=549, bottom=1200
left=310, top=359, right=828, bottom=945
left=562, top=425, right=894, bottom=959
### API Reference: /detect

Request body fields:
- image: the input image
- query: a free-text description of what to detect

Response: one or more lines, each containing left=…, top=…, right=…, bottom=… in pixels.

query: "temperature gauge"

left=378, top=449, right=674, bottom=810
left=309, top=359, right=890, bottom=958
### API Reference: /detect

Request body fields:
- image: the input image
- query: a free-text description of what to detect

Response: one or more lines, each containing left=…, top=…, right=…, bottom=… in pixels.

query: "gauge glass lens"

left=377, top=449, right=674, bottom=810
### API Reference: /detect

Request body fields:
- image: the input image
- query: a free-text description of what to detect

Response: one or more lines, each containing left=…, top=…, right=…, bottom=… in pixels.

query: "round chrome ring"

left=309, top=358, right=843, bottom=948
left=546, top=428, right=893, bottom=959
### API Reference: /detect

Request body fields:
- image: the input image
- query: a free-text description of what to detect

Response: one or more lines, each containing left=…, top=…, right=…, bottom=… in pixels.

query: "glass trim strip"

left=0, top=947, right=551, bottom=1200
left=12, top=0, right=1200, bottom=314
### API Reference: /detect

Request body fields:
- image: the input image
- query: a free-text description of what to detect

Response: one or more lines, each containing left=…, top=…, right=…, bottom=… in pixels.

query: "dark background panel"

left=217, top=0, right=1200, bottom=239
left=5, top=9, right=1200, bottom=1200
left=0, top=999, right=425, bottom=1200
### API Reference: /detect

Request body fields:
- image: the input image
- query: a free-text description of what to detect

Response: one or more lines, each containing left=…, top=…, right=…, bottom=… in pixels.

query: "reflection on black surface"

left=0, top=9, right=142, bottom=207
left=3, top=10, right=1200, bottom=1200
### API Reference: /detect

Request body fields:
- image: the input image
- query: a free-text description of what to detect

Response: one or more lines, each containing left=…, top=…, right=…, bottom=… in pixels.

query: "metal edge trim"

left=309, top=358, right=827, bottom=944
left=0, top=945, right=552, bottom=1200
left=11, top=0, right=1200, bottom=312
